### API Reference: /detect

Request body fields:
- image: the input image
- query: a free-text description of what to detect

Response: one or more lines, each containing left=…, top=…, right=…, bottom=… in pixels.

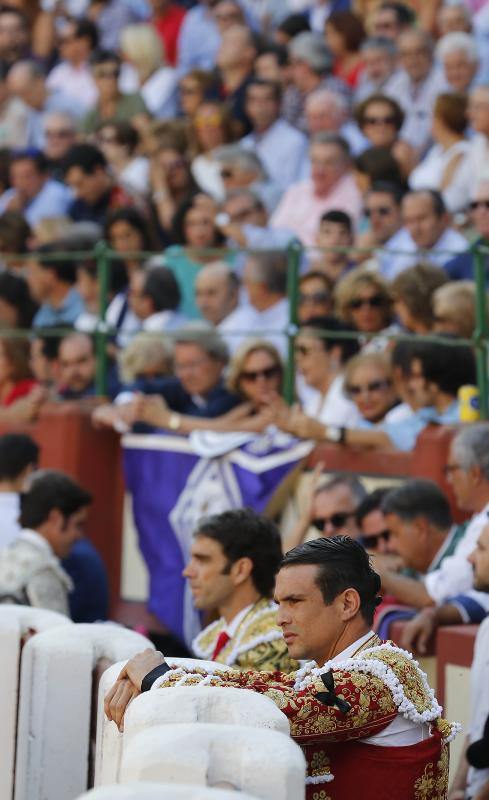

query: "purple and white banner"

left=122, top=430, right=313, bottom=645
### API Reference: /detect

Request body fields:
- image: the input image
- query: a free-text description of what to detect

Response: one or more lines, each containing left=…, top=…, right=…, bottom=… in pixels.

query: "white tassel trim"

left=294, top=643, right=442, bottom=726
left=443, top=721, right=462, bottom=745
left=151, top=668, right=224, bottom=690
left=305, top=774, right=334, bottom=784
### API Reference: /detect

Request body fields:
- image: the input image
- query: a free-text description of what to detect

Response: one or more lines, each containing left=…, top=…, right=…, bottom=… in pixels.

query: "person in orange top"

left=325, top=11, right=366, bottom=89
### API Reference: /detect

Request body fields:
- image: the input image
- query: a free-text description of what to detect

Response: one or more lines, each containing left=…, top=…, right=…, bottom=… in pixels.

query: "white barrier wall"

left=120, top=723, right=306, bottom=800
left=78, top=783, right=260, bottom=799
left=0, top=606, right=72, bottom=800
left=14, top=623, right=153, bottom=800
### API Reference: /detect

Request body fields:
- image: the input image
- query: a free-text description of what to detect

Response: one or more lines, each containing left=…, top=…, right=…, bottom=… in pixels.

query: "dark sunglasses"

left=94, top=68, right=120, bottom=79
left=363, top=115, right=396, bottom=126
left=240, top=365, right=280, bottom=382
left=349, top=294, right=384, bottom=310
left=365, top=206, right=392, bottom=218
left=347, top=379, right=390, bottom=396
left=469, top=200, right=489, bottom=211
left=312, top=512, right=355, bottom=531
left=221, top=168, right=234, bottom=179
left=299, top=291, right=330, bottom=304
left=362, top=530, right=390, bottom=549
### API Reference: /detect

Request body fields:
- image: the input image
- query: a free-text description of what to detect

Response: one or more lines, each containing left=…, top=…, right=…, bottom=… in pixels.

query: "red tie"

left=212, top=631, right=231, bottom=660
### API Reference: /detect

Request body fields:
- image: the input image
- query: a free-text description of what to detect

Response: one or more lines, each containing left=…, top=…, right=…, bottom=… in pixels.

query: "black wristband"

left=141, top=661, right=171, bottom=692
left=339, top=426, right=346, bottom=445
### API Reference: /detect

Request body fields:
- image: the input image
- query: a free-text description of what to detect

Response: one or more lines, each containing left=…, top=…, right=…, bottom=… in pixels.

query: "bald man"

left=195, top=262, right=251, bottom=354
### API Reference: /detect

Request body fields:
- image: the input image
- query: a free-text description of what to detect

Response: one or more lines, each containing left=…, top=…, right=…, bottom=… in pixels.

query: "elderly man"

left=214, top=145, right=280, bottom=212
left=282, top=31, right=350, bottom=134
left=46, top=18, right=98, bottom=112
left=195, top=262, right=250, bottom=353
left=241, top=251, right=289, bottom=357
left=382, top=189, right=467, bottom=278
left=445, top=180, right=489, bottom=285
left=436, top=32, right=480, bottom=95
left=106, top=536, right=453, bottom=799
left=0, top=149, right=72, bottom=227
left=240, top=78, right=309, bottom=190
left=304, top=88, right=367, bottom=155
left=57, top=332, right=97, bottom=400
left=438, top=1, right=472, bottom=36
left=42, top=112, right=77, bottom=176
left=354, top=36, right=399, bottom=102
left=372, top=2, right=414, bottom=41
left=217, top=188, right=295, bottom=250
left=384, top=30, right=448, bottom=152
left=270, top=133, right=362, bottom=246
left=356, top=181, right=404, bottom=270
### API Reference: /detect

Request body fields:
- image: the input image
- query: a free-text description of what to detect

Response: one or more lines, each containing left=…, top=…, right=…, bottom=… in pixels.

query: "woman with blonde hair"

left=118, top=333, right=173, bottom=389
left=432, top=281, right=480, bottom=340
left=335, top=268, right=393, bottom=336
left=344, top=351, right=398, bottom=424
left=120, top=24, right=178, bottom=119
left=189, top=101, right=236, bottom=200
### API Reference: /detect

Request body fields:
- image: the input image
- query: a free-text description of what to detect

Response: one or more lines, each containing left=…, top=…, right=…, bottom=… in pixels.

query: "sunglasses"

left=347, top=379, right=390, bottom=396
left=299, top=290, right=330, bottom=304
left=469, top=200, right=489, bottom=211
left=363, top=115, right=396, bottom=126
left=240, top=365, right=280, bottom=382
left=221, top=168, right=234, bottom=179
left=312, top=512, right=355, bottom=531
left=362, top=530, right=390, bottom=549
left=365, top=206, right=392, bottom=218
left=94, top=68, right=120, bottom=79
left=349, top=294, right=384, bottom=310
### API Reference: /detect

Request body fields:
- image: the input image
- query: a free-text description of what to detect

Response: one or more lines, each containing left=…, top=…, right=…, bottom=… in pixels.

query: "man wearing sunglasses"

left=355, top=487, right=392, bottom=553
left=445, top=179, right=489, bottom=285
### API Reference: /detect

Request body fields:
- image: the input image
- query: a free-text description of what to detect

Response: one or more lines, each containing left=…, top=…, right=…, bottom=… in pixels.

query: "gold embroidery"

left=414, top=745, right=450, bottom=799
left=310, top=750, right=331, bottom=777
left=311, top=791, right=332, bottom=800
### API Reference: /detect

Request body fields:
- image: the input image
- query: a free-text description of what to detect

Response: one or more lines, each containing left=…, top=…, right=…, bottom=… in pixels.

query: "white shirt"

left=424, top=501, right=489, bottom=608
left=408, top=140, right=471, bottom=213
left=142, top=310, right=187, bottom=332
left=301, top=373, right=363, bottom=428
left=241, top=119, right=309, bottom=191
left=120, top=156, right=150, bottom=195
left=46, top=62, right=98, bottom=112
left=332, top=632, right=429, bottom=747
left=0, top=493, right=20, bottom=549
left=222, top=603, right=254, bottom=637
left=250, top=298, right=290, bottom=360
left=379, top=226, right=468, bottom=279
left=384, top=67, right=448, bottom=151
left=218, top=304, right=258, bottom=354
left=467, top=616, right=489, bottom=798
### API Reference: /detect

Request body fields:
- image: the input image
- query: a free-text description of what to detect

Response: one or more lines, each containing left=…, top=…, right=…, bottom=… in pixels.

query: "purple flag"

left=123, top=430, right=312, bottom=645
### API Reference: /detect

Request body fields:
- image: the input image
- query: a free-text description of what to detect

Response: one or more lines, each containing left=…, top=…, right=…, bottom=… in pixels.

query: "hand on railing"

left=399, top=607, right=437, bottom=655
left=3, top=386, right=48, bottom=424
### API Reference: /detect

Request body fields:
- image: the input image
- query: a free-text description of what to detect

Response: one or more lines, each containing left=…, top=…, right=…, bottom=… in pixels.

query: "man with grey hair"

left=384, top=29, right=448, bottom=151
left=445, top=179, right=489, bottom=285
left=354, top=36, right=400, bottom=102
left=282, top=31, right=350, bottom=134
left=242, top=251, right=289, bottom=357
left=214, top=145, right=280, bottom=211
left=438, top=1, right=472, bottom=36
left=195, top=261, right=251, bottom=353
left=270, top=132, right=362, bottom=246
left=305, top=88, right=367, bottom=155
left=436, top=31, right=480, bottom=94
left=283, top=473, right=367, bottom=551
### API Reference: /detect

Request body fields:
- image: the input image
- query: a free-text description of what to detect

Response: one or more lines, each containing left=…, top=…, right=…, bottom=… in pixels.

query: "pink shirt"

left=270, top=172, right=362, bottom=246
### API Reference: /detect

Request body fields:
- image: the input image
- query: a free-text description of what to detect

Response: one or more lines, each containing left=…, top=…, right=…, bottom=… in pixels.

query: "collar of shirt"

left=417, top=400, right=459, bottom=424
left=19, top=528, right=54, bottom=556
left=427, top=525, right=459, bottom=572
left=329, top=630, right=377, bottom=663
left=221, top=603, right=255, bottom=637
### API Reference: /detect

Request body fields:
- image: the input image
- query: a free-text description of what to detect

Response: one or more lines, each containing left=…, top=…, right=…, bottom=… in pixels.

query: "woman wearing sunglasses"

left=334, top=268, right=395, bottom=347
left=344, top=352, right=398, bottom=425
left=354, top=94, right=416, bottom=178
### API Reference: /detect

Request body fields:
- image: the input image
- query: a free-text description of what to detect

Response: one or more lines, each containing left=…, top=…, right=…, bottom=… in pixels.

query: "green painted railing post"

left=95, top=240, right=110, bottom=397
left=284, top=241, right=302, bottom=404
left=473, top=241, right=489, bottom=419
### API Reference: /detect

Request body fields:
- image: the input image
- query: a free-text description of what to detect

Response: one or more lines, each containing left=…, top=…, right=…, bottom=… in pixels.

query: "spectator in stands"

left=178, top=70, right=215, bottom=120
left=150, top=0, right=186, bottom=67
left=117, top=333, right=173, bottom=392
left=46, top=18, right=99, bottom=113
left=334, top=269, right=394, bottom=337
left=63, top=144, right=141, bottom=226
left=445, top=180, right=489, bottom=285
left=356, top=181, right=404, bottom=270
left=408, top=93, right=470, bottom=214
left=343, top=352, right=398, bottom=425
left=95, top=121, right=149, bottom=197
left=254, top=43, right=289, bottom=86
left=150, top=143, right=199, bottom=239
left=104, top=207, right=157, bottom=280
left=354, top=94, right=415, bottom=179
left=459, top=86, right=489, bottom=201
left=432, top=282, right=479, bottom=340
left=436, top=32, right=479, bottom=95
left=298, top=272, right=333, bottom=324
left=128, top=266, right=185, bottom=332
left=42, top=112, right=77, bottom=178
left=195, top=262, right=249, bottom=352
left=0, top=433, right=39, bottom=549
left=214, top=144, right=280, bottom=212
left=0, top=337, right=36, bottom=407
left=372, top=2, right=414, bottom=42
left=372, top=479, right=467, bottom=609
left=304, top=88, right=366, bottom=156
left=189, top=102, right=234, bottom=201
left=177, top=0, right=221, bottom=74
left=215, top=187, right=295, bottom=251
left=57, top=332, right=96, bottom=400
left=0, top=149, right=72, bottom=227
left=382, top=190, right=467, bottom=279
left=383, top=30, right=448, bottom=152
left=0, top=61, right=31, bottom=148
left=0, top=271, right=38, bottom=329
left=391, top=262, right=449, bottom=335
left=0, top=470, right=91, bottom=615
left=270, top=133, right=362, bottom=247
left=75, top=256, right=128, bottom=333
left=119, top=24, right=178, bottom=120
left=0, top=5, right=30, bottom=70
left=283, top=473, right=367, bottom=551
left=438, top=2, right=473, bottom=36
left=214, top=24, right=257, bottom=136
left=282, top=31, right=350, bottom=134
left=29, top=329, right=61, bottom=390
left=79, top=50, right=149, bottom=136
left=354, top=37, right=399, bottom=102
left=325, top=11, right=366, bottom=90
left=242, top=251, right=288, bottom=357
left=27, top=241, right=85, bottom=328
left=353, top=146, right=406, bottom=196
left=355, top=487, right=392, bottom=553
left=241, top=78, right=309, bottom=192
left=312, top=209, right=355, bottom=284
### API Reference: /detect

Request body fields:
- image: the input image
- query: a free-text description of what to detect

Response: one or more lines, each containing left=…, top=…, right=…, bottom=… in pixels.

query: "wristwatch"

left=215, top=212, right=231, bottom=228
left=324, top=425, right=346, bottom=444
left=167, top=412, right=182, bottom=431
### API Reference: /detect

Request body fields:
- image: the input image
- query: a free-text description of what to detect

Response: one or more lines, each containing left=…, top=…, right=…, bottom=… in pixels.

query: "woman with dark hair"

left=0, top=272, right=38, bottom=329
left=354, top=95, right=416, bottom=178
left=95, top=120, right=149, bottom=195
left=0, top=338, right=37, bottom=406
left=105, top=207, right=158, bottom=276
left=353, top=146, right=407, bottom=194
left=150, top=143, right=199, bottom=240
left=325, top=11, right=366, bottom=89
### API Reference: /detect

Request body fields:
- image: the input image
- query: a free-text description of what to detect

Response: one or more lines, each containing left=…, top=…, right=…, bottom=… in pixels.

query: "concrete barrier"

left=120, top=723, right=306, bottom=799
left=0, top=606, right=72, bottom=800
left=14, top=623, right=152, bottom=800
left=77, top=783, right=260, bottom=799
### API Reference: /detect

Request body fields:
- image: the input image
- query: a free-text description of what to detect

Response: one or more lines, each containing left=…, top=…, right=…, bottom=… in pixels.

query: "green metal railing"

left=4, top=239, right=488, bottom=417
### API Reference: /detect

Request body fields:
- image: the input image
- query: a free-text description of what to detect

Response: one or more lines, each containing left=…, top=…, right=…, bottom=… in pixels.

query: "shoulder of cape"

left=192, top=618, right=226, bottom=659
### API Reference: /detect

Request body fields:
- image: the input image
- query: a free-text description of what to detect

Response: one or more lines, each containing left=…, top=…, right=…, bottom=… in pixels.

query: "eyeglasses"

left=349, top=294, right=384, bottom=310
left=347, top=379, right=390, bottom=396
left=362, top=530, right=390, bottom=550
left=365, top=206, right=392, bottom=218
left=294, top=343, right=320, bottom=356
left=240, top=365, right=280, bottom=382
left=94, top=68, right=120, bottom=79
left=299, top=291, right=330, bottom=305
left=221, top=168, right=234, bottom=179
left=45, top=129, right=74, bottom=138
left=443, top=463, right=464, bottom=476
left=312, top=512, right=355, bottom=531
left=469, top=200, right=489, bottom=211
left=363, top=115, right=396, bottom=126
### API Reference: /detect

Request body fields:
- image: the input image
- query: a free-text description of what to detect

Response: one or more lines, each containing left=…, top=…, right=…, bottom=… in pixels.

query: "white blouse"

left=408, top=140, right=470, bottom=213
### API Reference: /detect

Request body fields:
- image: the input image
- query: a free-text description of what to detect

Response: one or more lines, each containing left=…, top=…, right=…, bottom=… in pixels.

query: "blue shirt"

left=0, top=179, right=72, bottom=227
left=62, top=538, right=109, bottom=623
left=33, top=287, right=85, bottom=328
left=444, top=238, right=489, bottom=285
left=359, top=401, right=460, bottom=452
left=241, top=119, right=309, bottom=191
left=176, top=4, right=220, bottom=75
